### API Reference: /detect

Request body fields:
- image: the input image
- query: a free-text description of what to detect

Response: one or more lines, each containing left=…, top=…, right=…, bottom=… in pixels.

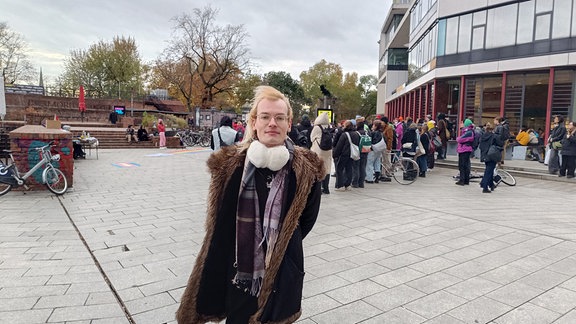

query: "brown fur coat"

left=176, top=144, right=324, bottom=323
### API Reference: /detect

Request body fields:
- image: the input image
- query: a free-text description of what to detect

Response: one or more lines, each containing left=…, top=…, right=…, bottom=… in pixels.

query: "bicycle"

left=493, top=163, right=516, bottom=187
left=381, top=150, right=420, bottom=185
left=453, top=163, right=516, bottom=187
left=191, top=131, right=211, bottom=147
left=0, top=141, right=68, bottom=196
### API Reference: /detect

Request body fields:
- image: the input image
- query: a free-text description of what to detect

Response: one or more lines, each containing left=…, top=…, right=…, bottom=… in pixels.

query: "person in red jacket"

left=157, top=118, right=166, bottom=149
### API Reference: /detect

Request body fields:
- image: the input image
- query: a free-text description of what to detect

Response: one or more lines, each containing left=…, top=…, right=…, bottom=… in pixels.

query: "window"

left=517, top=1, right=535, bottom=44
left=437, top=19, right=446, bottom=56
left=552, top=0, right=572, bottom=39
left=472, top=26, right=485, bottom=50
left=535, top=13, right=551, bottom=40
left=473, top=10, right=486, bottom=26
left=445, top=17, right=459, bottom=55
left=486, top=4, right=518, bottom=48
left=573, top=0, right=576, bottom=36
left=458, top=14, right=472, bottom=53
left=536, top=0, right=553, bottom=13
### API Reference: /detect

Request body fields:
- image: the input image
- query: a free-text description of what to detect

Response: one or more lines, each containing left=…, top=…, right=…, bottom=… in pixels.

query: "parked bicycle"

left=381, top=150, right=420, bottom=185
left=175, top=129, right=211, bottom=147
left=0, top=141, right=68, bottom=196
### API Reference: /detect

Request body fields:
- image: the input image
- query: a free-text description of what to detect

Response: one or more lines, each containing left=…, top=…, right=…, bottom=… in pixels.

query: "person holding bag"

left=400, top=123, right=419, bottom=180
left=365, top=120, right=384, bottom=183
left=559, top=121, right=576, bottom=178
left=455, top=119, right=475, bottom=186
left=479, top=123, right=498, bottom=193
left=548, top=115, right=566, bottom=175
left=332, top=120, right=359, bottom=191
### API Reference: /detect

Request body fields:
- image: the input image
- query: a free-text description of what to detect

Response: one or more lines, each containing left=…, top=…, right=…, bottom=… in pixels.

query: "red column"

left=545, top=68, right=554, bottom=141
left=458, top=76, right=466, bottom=134
left=424, top=84, right=429, bottom=118
left=432, top=80, right=437, bottom=119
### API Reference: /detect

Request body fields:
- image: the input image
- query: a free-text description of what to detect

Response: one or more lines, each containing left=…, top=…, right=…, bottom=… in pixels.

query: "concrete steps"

left=69, top=127, right=157, bottom=149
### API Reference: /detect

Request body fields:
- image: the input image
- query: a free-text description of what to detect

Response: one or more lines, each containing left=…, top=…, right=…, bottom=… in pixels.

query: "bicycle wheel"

left=0, top=182, right=12, bottom=196
left=43, top=167, right=68, bottom=195
left=200, top=135, right=211, bottom=147
left=497, top=169, right=516, bottom=186
left=391, top=158, right=419, bottom=185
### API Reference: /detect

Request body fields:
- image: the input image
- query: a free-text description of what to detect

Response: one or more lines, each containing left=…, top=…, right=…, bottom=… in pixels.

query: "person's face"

left=493, top=118, right=499, bottom=125
left=554, top=117, right=559, bottom=124
left=251, top=98, right=291, bottom=147
left=569, top=122, right=575, bottom=131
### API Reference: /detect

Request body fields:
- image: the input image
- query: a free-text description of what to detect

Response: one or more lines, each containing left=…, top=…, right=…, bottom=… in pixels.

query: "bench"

left=512, top=144, right=544, bottom=161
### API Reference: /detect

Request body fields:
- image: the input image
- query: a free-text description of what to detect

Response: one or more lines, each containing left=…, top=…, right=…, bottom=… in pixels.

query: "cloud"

left=1, top=0, right=392, bottom=82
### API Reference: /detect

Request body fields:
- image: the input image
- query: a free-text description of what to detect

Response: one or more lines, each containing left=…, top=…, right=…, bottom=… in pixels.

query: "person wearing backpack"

left=417, top=124, right=431, bottom=177
left=332, top=120, right=359, bottom=191
left=296, top=114, right=314, bottom=149
left=310, top=112, right=333, bottom=194
left=379, top=116, right=394, bottom=182
left=427, top=120, right=438, bottom=170
left=353, top=117, right=370, bottom=188
left=211, top=116, right=239, bottom=150
left=455, top=119, right=475, bottom=185
left=365, top=120, right=384, bottom=183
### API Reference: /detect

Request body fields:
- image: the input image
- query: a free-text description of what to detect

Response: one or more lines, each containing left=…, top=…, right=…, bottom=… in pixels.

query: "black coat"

left=479, top=131, right=496, bottom=162
left=176, top=145, right=324, bottom=324
left=401, top=127, right=418, bottom=153
left=333, top=129, right=360, bottom=159
left=550, top=125, right=567, bottom=147
left=561, top=132, right=576, bottom=156
left=420, top=132, right=430, bottom=155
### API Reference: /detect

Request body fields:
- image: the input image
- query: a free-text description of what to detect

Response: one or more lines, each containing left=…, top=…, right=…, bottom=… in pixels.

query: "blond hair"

left=240, top=86, right=293, bottom=147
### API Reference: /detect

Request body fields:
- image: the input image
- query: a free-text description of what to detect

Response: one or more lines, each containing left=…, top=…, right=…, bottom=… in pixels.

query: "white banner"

left=0, top=75, right=6, bottom=121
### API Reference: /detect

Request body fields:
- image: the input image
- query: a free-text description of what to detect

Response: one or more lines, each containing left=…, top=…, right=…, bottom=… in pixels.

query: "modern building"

left=377, top=0, right=576, bottom=139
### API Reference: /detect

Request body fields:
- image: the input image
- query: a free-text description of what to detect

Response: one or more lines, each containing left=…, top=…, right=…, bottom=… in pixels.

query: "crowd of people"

left=278, top=113, right=456, bottom=192
left=176, top=85, right=576, bottom=323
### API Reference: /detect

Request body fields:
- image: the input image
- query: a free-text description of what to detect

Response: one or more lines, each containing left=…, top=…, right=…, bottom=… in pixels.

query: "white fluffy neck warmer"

left=246, top=140, right=290, bottom=171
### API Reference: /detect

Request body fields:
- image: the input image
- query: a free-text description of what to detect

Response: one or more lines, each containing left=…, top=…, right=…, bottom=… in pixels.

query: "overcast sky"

left=1, top=0, right=392, bottom=84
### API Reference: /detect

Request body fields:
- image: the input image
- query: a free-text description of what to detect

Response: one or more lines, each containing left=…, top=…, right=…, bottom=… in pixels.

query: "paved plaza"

left=1, top=148, right=576, bottom=324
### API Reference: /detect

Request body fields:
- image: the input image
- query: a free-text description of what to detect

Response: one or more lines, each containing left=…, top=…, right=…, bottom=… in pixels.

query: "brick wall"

left=9, top=125, right=74, bottom=191
left=4, top=93, right=152, bottom=124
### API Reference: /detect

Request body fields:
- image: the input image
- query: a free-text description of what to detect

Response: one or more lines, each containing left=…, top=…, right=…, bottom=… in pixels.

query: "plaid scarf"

left=233, top=142, right=292, bottom=296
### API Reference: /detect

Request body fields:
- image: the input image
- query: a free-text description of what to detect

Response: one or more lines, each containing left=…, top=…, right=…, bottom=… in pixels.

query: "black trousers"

left=336, top=157, right=353, bottom=188
left=352, top=154, right=367, bottom=187
left=560, top=154, right=576, bottom=177
left=481, top=161, right=497, bottom=190
left=458, top=152, right=472, bottom=184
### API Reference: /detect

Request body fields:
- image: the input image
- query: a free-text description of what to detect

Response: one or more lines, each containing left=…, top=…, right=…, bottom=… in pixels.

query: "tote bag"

left=345, top=132, right=360, bottom=161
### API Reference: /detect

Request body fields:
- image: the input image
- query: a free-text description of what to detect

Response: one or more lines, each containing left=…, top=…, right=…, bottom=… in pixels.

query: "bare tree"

left=0, top=22, right=36, bottom=84
left=158, top=6, right=250, bottom=109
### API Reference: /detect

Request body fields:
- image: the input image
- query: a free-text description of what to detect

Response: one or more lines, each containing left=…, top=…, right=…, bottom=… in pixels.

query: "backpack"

left=345, top=132, right=360, bottom=161
left=317, top=126, right=333, bottom=150
left=295, top=130, right=309, bottom=147
left=471, top=128, right=482, bottom=150
left=358, top=131, right=372, bottom=153
left=430, top=129, right=442, bottom=148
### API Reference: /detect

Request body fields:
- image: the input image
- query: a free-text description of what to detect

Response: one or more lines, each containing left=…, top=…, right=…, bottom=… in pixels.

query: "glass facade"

left=410, top=0, right=438, bottom=32
left=437, top=0, right=576, bottom=55
left=408, top=25, right=438, bottom=81
left=463, top=76, right=502, bottom=127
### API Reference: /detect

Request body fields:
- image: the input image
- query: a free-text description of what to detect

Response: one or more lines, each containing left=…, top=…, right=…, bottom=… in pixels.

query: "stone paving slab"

left=1, top=148, right=576, bottom=323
